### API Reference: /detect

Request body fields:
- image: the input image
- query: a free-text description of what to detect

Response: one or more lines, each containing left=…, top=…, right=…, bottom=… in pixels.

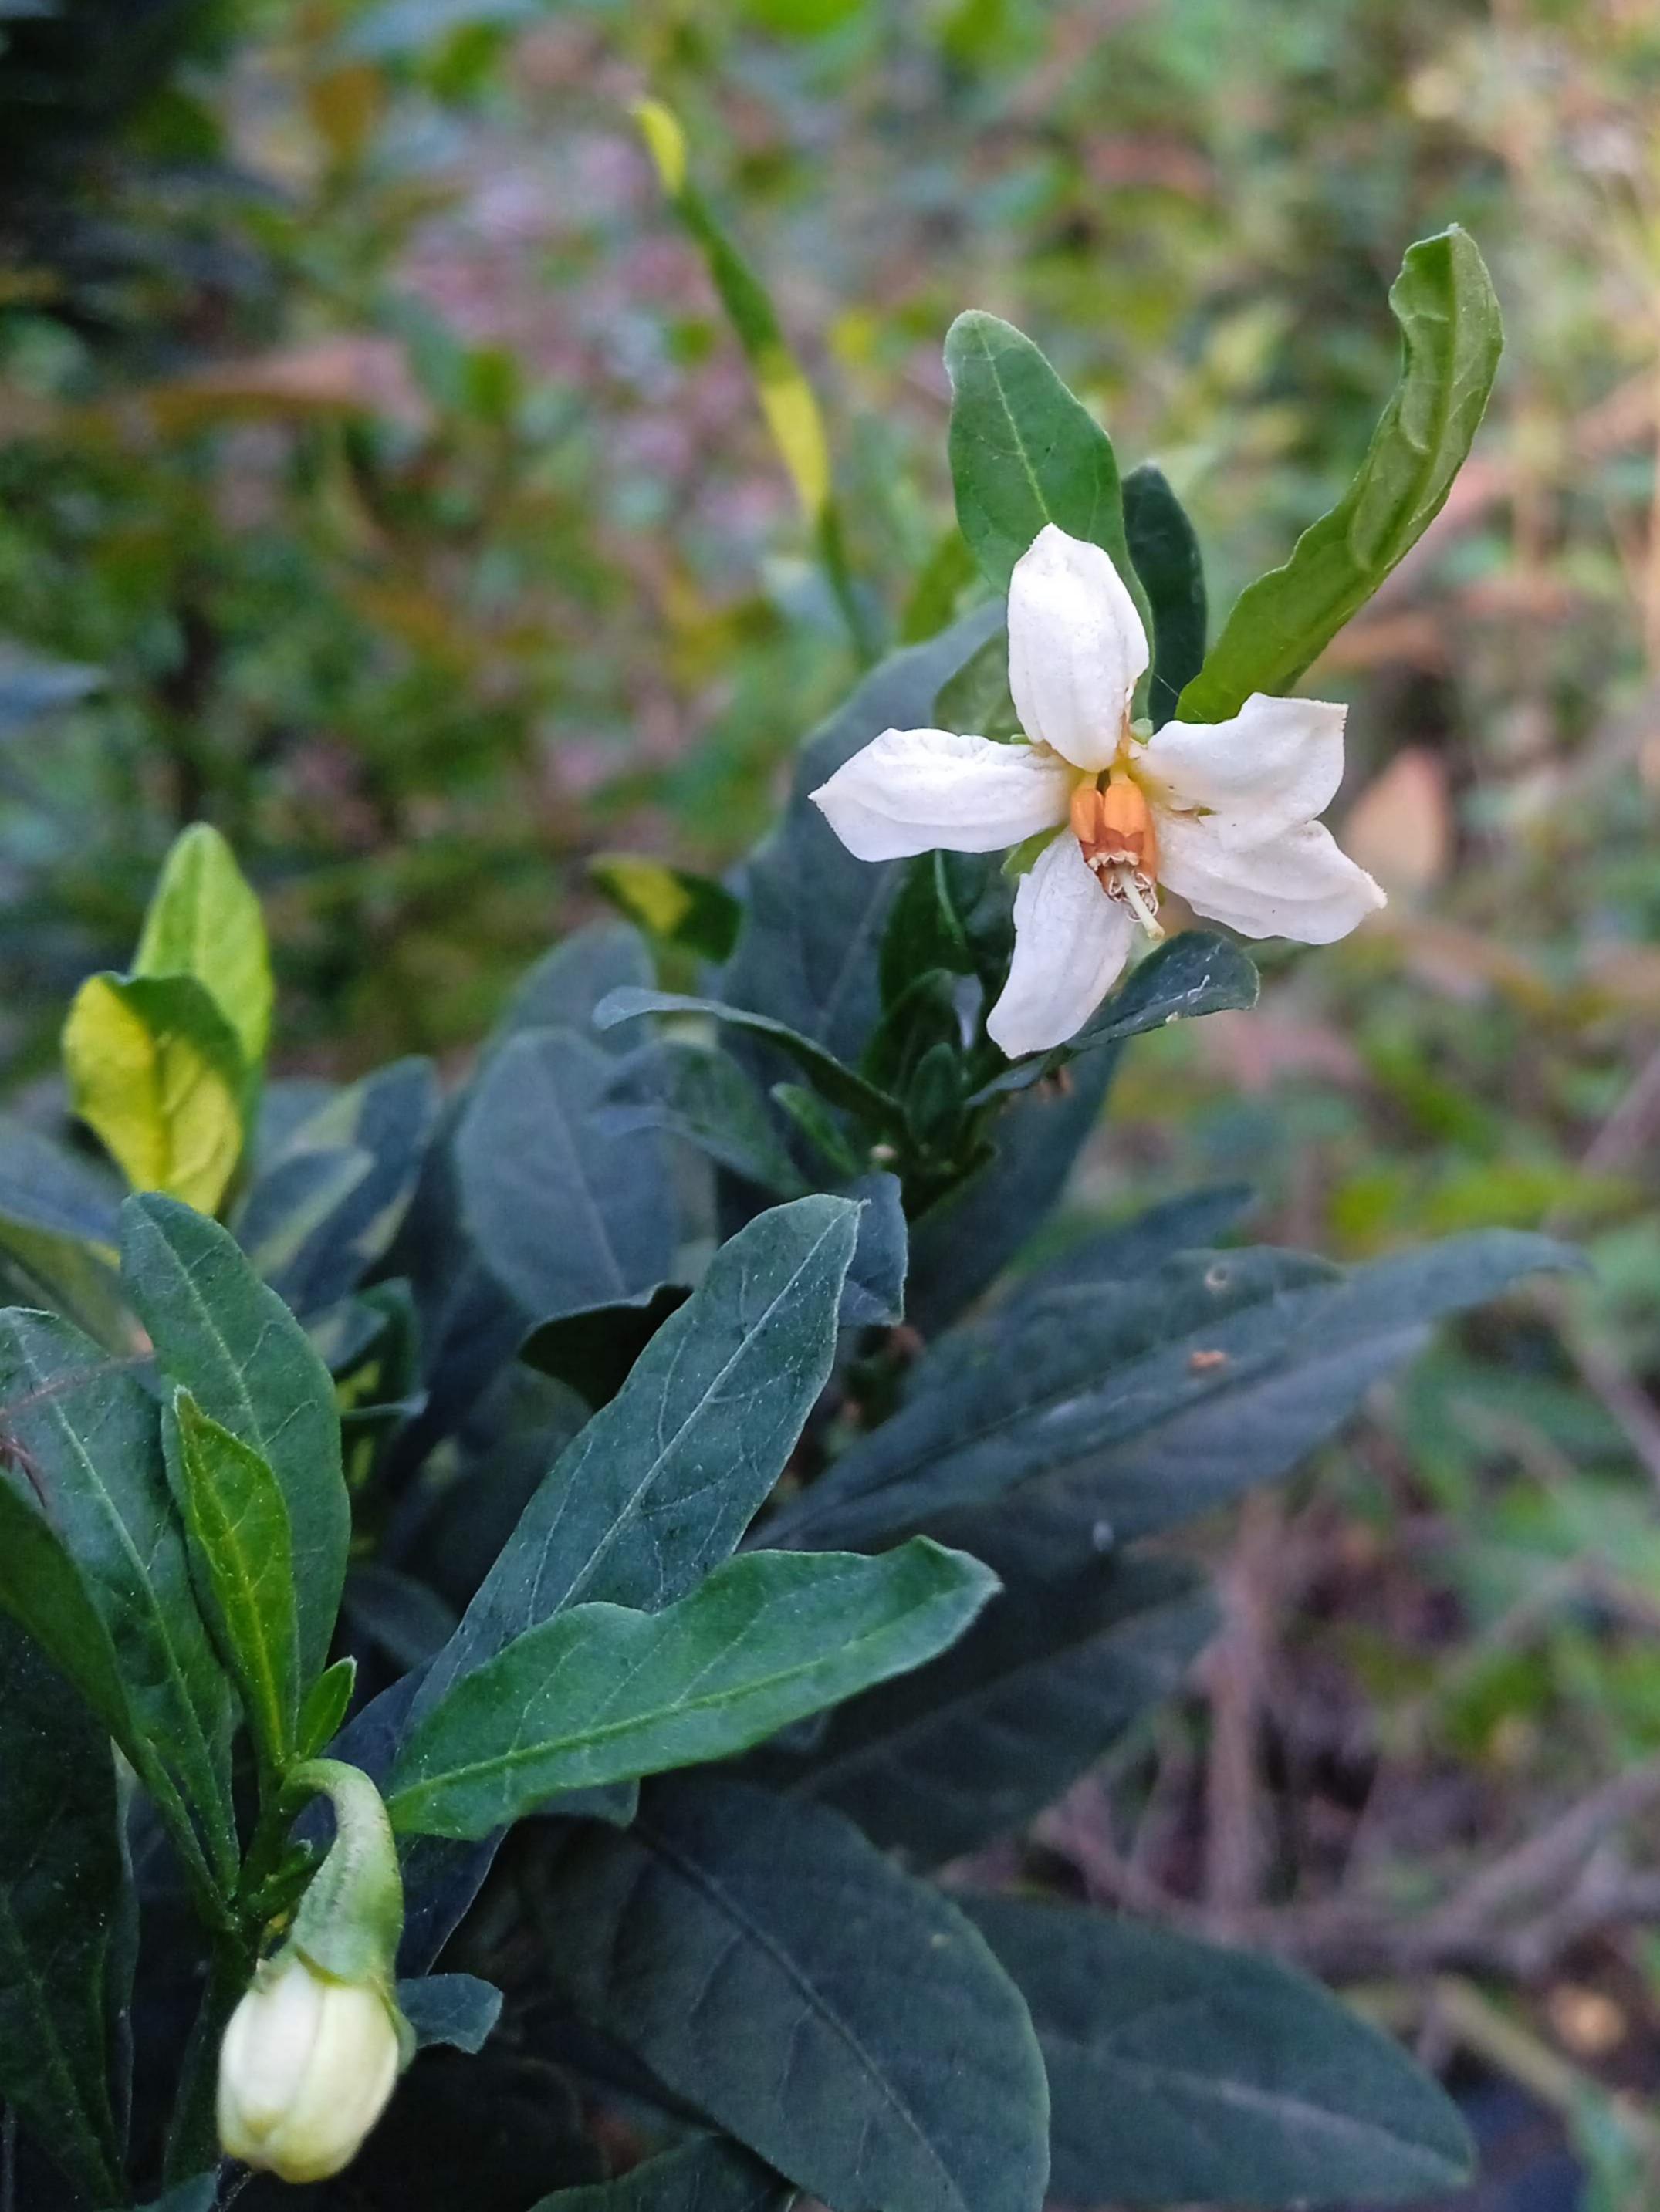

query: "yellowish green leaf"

left=63, top=973, right=247, bottom=1214
left=134, top=822, right=273, bottom=1071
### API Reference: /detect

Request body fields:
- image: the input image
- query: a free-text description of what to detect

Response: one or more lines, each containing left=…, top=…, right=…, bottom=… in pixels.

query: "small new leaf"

left=63, top=973, right=248, bottom=1215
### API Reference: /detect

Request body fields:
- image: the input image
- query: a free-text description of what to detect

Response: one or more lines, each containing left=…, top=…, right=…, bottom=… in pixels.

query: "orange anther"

left=1073, top=773, right=1157, bottom=882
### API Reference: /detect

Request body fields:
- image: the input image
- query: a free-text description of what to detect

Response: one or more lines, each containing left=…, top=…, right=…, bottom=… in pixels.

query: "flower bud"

left=217, top=1950, right=401, bottom=2183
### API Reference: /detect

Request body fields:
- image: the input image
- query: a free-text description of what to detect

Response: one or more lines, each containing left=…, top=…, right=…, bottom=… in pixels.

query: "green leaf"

left=234, top=1057, right=438, bottom=1317
left=590, top=853, right=743, bottom=963
left=0, top=1613, right=130, bottom=2207
left=595, top=988, right=901, bottom=1131
left=296, top=1654, right=357, bottom=1758
left=1179, top=227, right=1503, bottom=723
left=529, top=2136, right=791, bottom=2212
left=931, top=626, right=1021, bottom=742
left=386, top=1542, right=996, bottom=1839
left=409, top=1194, right=860, bottom=1724
left=63, top=973, right=248, bottom=1215
left=969, top=931, right=1259, bottom=1101
left=540, top=1776, right=1050, bottom=2212
left=898, top=526, right=982, bottom=645
left=756, top=1542, right=1213, bottom=1867
left=0, top=1311, right=237, bottom=1883
left=906, top=1050, right=1117, bottom=1335
left=162, top=1390, right=299, bottom=1772
left=134, top=822, right=273, bottom=1072
left=1122, top=461, right=1207, bottom=726
left=455, top=1026, right=678, bottom=1323
left=489, top=922, right=654, bottom=1054
left=944, top=311, right=1149, bottom=634
left=397, top=1972, right=502, bottom=2055
left=782, top=1231, right=1574, bottom=1551
left=964, top=1897, right=1472, bottom=2206
left=598, top=1041, right=808, bottom=1199
left=120, top=1194, right=350, bottom=1687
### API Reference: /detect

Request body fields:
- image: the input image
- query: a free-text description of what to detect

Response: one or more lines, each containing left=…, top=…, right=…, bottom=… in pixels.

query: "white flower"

left=810, top=524, right=1385, bottom=1058
left=218, top=1951, right=401, bottom=2183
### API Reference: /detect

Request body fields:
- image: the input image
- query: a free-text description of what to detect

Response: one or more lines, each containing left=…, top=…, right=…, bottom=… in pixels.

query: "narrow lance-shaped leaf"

left=121, top=1194, right=349, bottom=1687
left=63, top=974, right=248, bottom=1216
left=944, top=309, right=1151, bottom=637
left=411, top=1194, right=862, bottom=1721
left=632, top=97, right=874, bottom=660
left=1179, top=226, right=1502, bottom=723
left=385, top=1542, right=998, bottom=1841
left=134, top=822, right=273, bottom=1073
left=0, top=1613, right=130, bottom=2207
left=162, top=1390, right=300, bottom=1772
left=0, top=1311, right=238, bottom=1885
left=963, top=1896, right=1472, bottom=2207
left=1122, top=461, right=1207, bottom=725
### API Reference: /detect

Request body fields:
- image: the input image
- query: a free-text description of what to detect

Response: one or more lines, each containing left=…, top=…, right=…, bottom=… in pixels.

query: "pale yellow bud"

left=217, top=1952, right=400, bottom=2184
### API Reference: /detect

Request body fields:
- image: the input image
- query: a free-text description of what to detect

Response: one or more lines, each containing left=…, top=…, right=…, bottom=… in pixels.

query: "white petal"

left=986, top=832, right=1136, bottom=1057
left=1007, top=524, right=1148, bottom=772
left=1158, top=812, right=1386, bottom=943
left=1137, top=693, right=1347, bottom=846
left=809, top=728, right=1072, bottom=863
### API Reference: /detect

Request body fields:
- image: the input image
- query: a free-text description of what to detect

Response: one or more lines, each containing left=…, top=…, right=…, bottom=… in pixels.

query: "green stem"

left=162, top=1943, right=244, bottom=2187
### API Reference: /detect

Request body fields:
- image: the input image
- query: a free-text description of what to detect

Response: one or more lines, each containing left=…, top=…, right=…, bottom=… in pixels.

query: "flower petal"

left=986, top=831, right=1136, bottom=1057
left=1158, top=812, right=1386, bottom=942
left=1137, top=693, right=1347, bottom=846
left=809, top=728, right=1072, bottom=862
left=1007, top=524, right=1148, bottom=772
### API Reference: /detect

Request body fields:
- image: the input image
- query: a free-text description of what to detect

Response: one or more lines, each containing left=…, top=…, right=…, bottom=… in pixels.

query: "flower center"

left=1070, top=769, right=1164, bottom=938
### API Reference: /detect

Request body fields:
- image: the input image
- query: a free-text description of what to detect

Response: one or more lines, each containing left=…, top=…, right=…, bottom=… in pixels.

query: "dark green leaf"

left=758, top=1543, right=1213, bottom=1866
left=785, top=1231, right=1571, bottom=1552
left=770, top=1083, right=861, bottom=1180
left=529, top=2136, right=791, bottom=2212
left=234, top=1057, right=438, bottom=1316
left=590, top=854, right=744, bottom=964
left=410, top=1196, right=861, bottom=1725
left=521, top=1285, right=691, bottom=1412
left=120, top=1194, right=350, bottom=1687
left=944, top=311, right=1149, bottom=633
left=963, top=1896, right=1472, bottom=2206
left=1013, top=1187, right=1255, bottom=1298
left=0, top=1312, right=236, bottom=1883
left=1122, top=461, right=1207, bottom=726
left=840, top=1171, right=907, bottom=1327
left=1179, top=228, right=1502, bottom=723
left=598, top=1042, right=807, bottom=1200
left=930, top=627, right=1021, bottom=743
left=163, top=1390, right=299, bottom=1771
left=455, top=1027, right=678, bottom=1322
left=595, top=990, right=901, bottom=1132
left=0, top=1216, right=131, bottom=1354
left=905, top=1051, right=1117, bottom=1336
left=397, top=1972, right=503, bottom=2055
left=969, top=933, right=1259, bottom=1101
left=0, top=1613, right=129, bottom=2206
left=899, top=525, right=982, bottom=644
left=386, top=1542, right=997, bottom=1839
left=879, top=854, right=976, bottom=1012
left=542, top=1777, right=1050, bottom=2212
left=492, top=923, right=655, bottom=1054
left=344, top=1565, right=459, bottom=1671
